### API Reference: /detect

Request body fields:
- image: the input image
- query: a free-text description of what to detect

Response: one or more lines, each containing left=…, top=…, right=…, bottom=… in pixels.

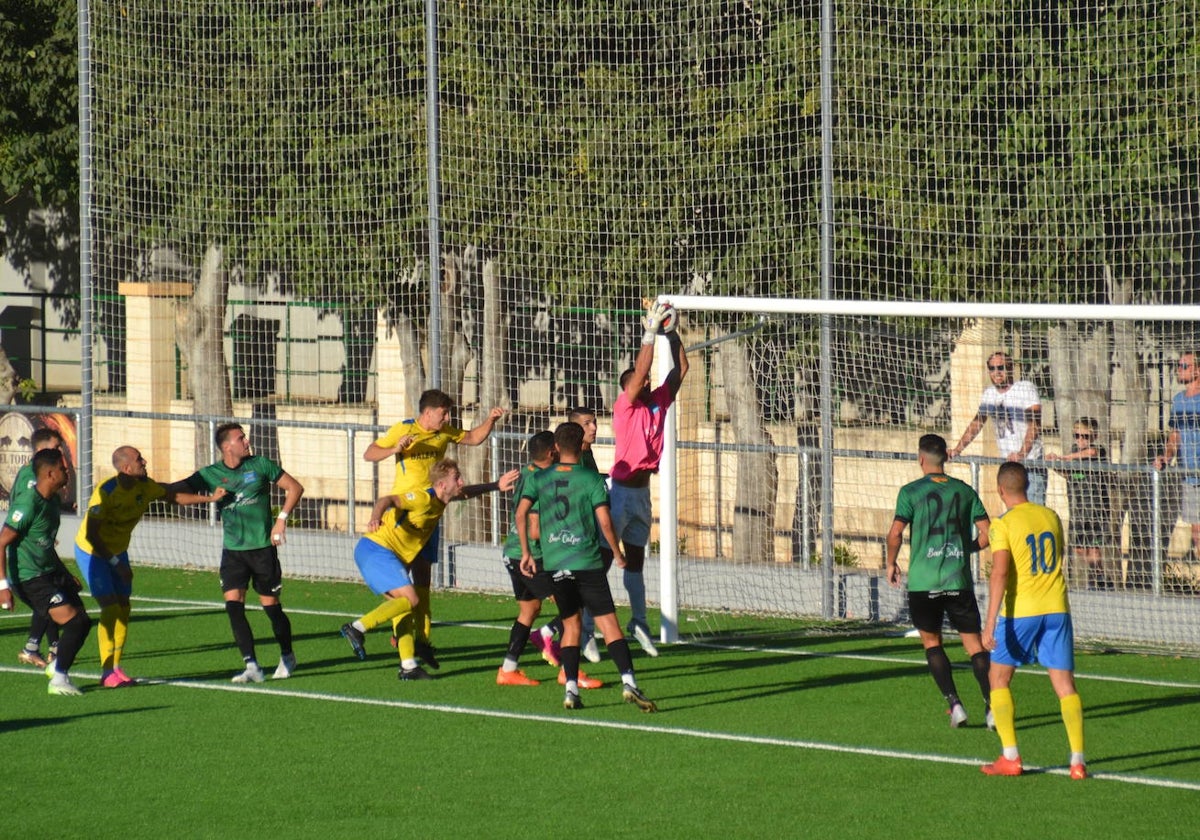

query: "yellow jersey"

left=365, top=488, right=448, bottom=562
left=989, top=501, right=1070, bottom=618
left=375, top=419, right=466, bottom=495
left=75, top=475, right=167, bottom=556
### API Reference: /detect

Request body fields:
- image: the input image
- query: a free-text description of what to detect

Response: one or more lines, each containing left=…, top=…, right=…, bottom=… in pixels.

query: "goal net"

left=654, top=297, right=1200, bottom=653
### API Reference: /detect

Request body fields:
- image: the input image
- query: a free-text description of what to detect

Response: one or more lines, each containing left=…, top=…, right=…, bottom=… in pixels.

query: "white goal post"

left=653, top=296, right=1200, bottom=648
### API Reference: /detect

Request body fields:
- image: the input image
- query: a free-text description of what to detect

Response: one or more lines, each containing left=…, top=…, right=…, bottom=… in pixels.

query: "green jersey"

left=893, top=473, right=987, bottom=591
left=503, top=463, right=544, bottom=561
left=4, top=487, right=62, bottom=581
left=9, top=462, right=37, bottom=506
left=185, top=455, right=284, bottom=551
left=519, top=462, right=610, bottom=572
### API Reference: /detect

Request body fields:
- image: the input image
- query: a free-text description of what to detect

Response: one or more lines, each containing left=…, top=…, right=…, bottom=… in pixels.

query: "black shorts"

left=503, top=556, right=555, bottom=602
left=219, top=547, right=283, bottom=597
left=14, top=566, right=85, bottom=616
left=908, top=590, right=982, bottom=635
left=549, top=567, right=616, bottom=621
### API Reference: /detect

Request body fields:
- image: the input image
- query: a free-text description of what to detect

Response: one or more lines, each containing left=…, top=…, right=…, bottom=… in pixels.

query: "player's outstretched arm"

left=461, top=407, right=507, bottom=446
left=161, top=482, right=227, bottom=506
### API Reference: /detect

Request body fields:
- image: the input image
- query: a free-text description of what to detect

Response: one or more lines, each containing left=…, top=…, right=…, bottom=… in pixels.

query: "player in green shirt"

left=182, top=423, right=304, bottom=684
left=9, top=427, right=64, bottom=668
left=886, top=434, right=991, bottom=729
left=0, top=448, right=91, bottom=696
left=516, top=422, right=657, bottom=712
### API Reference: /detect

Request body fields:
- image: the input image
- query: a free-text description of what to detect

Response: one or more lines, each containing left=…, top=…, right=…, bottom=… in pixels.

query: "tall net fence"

left=64, top=1, right=1200, bottom=648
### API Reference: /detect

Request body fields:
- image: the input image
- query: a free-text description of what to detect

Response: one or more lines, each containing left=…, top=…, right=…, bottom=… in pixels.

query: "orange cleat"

left=558, top=668, right=604, bottom=689
left=496, top=667, right=540, bottom=686
left=1069, top=763, right=1088, bottom=780
left=981, top=755, right=1023, bottom=777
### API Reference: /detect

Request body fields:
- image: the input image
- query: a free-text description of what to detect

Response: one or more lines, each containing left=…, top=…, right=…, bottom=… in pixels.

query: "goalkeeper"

left=609, top=299, right=688, bottom=656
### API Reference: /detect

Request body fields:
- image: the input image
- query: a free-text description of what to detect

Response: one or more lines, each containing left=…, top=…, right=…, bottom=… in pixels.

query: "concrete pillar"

left=118, top=281, right=193, bottom=481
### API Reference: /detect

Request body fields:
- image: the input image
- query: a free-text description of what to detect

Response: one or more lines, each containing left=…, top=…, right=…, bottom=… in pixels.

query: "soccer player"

left=181, top=423, right=304, bottom=683
left=495, top=431, right=603, bottom=689
left=886, top=434, right=991, bottom=728
left=981, top=462, right=1087, bottom=779
left=362, top=388, right=505, bottom=667
left=531, top=405, right=605, bottom=665
left=10, top=427, right=64, bottom=668
left=496, top=431, right=558, bottom=687
left=516, top=421, right=657, bottom=712
left=74, top=446, right=226, bottom=687
left=610, top=301, right=687, bottom=656
left=341, top=458, right=518, bottom=680
left=0, top=449, right=91, bottom=696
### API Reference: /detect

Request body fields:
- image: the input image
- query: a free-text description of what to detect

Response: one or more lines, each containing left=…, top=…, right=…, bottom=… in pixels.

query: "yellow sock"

left=98, top=603, right=121, bottom=670
left=1060, top=692, right=1085, bottom=755
left=395, top=614, right=416, bottom=662
left=359, top=596, right=413, bottom=633
left=990, top=687, right=1018, bottom=752
left=112, top=603, right=131, bottom=668
left=414, top=586, right=432, bottom=643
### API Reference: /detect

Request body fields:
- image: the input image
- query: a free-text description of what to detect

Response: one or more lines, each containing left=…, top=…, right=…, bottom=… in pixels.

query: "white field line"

left=4, top=595, right=1199, bottom=791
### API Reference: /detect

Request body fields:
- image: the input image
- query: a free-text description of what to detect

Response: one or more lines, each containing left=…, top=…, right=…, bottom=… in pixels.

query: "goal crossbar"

left=659, top=296, right=1200, bottom=322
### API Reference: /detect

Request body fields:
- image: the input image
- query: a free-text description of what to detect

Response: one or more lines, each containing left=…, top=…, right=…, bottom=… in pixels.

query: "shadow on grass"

left=0, top=704, right=170, bottom=733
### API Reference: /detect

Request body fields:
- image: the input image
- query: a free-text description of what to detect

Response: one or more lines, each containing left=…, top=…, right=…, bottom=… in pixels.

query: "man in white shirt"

left=950, top=351, right=1046, bottom=504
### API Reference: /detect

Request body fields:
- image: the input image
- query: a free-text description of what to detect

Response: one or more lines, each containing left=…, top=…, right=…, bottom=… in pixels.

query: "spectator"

left=1048, top=417, right=1113, bottom=590
left=950, top=351, right=1045, bottom=504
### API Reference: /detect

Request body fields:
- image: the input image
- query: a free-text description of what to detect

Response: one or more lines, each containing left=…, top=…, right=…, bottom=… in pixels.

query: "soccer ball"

left=656, top=302, right=677, bottom=334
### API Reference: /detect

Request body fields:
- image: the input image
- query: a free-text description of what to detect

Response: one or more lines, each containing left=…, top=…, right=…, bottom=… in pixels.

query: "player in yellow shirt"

left=340, top=458, right=517, bottom=680
left=981, top=462, right=1086, bottom=780
left=74, top=446, right=225, bottom=687
left=362, top=388, right=505, bottom=667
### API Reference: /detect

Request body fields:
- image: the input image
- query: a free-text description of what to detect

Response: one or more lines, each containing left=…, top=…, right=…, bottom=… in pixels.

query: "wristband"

left=277, top=511, right=289, bottom=520
left=0, top=578, right=8, bottom=591
left=641, top=329, right=657, bottom=346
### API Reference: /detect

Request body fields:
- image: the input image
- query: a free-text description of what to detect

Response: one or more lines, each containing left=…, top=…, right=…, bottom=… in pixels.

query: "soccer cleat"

left=558, top=668, right=603, bottom=689
left=18, top=649, right=48, bottom=668
left=415, top=641, right=441, bottom=670
left=231, top=663, right=266, bottom=684
left=113, top=667, right=135, bottom=684
left=631, top=624, right=659, bottom=657
left=496, top=667, right=540, bottom=686
left=563, top=690, right=584, bottom=710
left=273, top=653, right=297, bottom=679
left=581, top=636, right=601, bottom=664
left=101, top=669, right=135, bottom=688
left=986, top=708, right=996, bottom=731
left=1069, top=763, right=1088, bottom=780
left=980, top=755, right=1023, bottom=777
left=340, top=623, right=367, bottom=661
left=399, top=665, right=433, bottom=681
left=949, top=703, right=968, bottom=728
left=622, top=684, right=658, bottom=713
left=47, top=676, right=83, bottom=697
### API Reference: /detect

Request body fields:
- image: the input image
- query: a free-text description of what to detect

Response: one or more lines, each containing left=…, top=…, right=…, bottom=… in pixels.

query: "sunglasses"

left=1180, top=362, right=1193, bottom=370
left=987, top=365, right=1009, bottom=372
left=1074, top=433, right=1093, bottom=440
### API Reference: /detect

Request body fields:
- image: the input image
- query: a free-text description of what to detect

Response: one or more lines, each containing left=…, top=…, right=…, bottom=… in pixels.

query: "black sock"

left=971, top=651, right=991, bottom=707
left=547, top=616, right=564, bottom=637
left=608, top=637, right=635, bottom=677
left=262, top=603, right=293, bottom=656
left=924, top=645, right=959, bottom=705
left=53, top=611, right=92, bottom=673
left=507, top=620, right=533, bottom=660
left=560, top=645, right=581, bottom=683
left=225, top=601, right=257, bottom=662
left=27, top=610, right=51, bottom=649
